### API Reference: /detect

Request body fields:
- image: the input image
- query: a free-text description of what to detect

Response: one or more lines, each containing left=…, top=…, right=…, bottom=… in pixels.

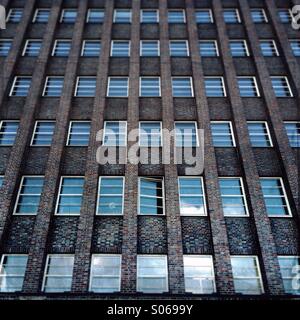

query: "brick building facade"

left=0, top=0, right=299, bottom=299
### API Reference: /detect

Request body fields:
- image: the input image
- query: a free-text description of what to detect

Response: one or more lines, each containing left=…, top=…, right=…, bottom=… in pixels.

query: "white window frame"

left=223, top=8, right=241, bottom=23
left=89, top=254, right=122, bottom=293
left=211, top=121, right=236, bottom=147
left=30, top=120, right=55, bottom=147
left=42, top=76, right=64, bottom=97
left=137, top=255, right=169, bottom=293
left=204, top=76, right=227, bottom=97
left=0, top=254, right=28, bottom=293
left=231, top=255, right=264, bottom=295
left=81, top=40, right=101, bottom=57
left=270, top=76, right=293, bottom=98
left=174, top=121, right=199, bottom=147
left=22, top=39, right=42, bottom=57
left=195, top=9, right=214, bottom=23
left=247, top=121, right=273, bottom=148
left=9, top=76, right=32, bottom=97
left=198, top=40, right=219, bottom=57
left=107, top=77, right=129, bottom=97
left=171, top=77, right=194, bottom=97
left=0, top=120, right=19, bottom=146
left=140, top=40, right=160, bottom=57
left=260, top=177, right=292, bottom=218
left=251, top=8, right=268, bottom=23
left=140, top=9, right=159, bottom=23
left=42, top=254, right=74, bottom=292
left=66, top=121, right=91, bottom=146
left=13, top=175, right=44, bottom=216
left=110, top=40, right=131, bottom=57
left=183, top=255, right=216, bottom=294
left=86, top=8, right=105, bottom=23
left=139, top=121, right=162, bottom=147
left=278, top=9, right=293, bottom=23
left=278, top=256, right=300, bottom=295
left=96, top=176, right=125, bottom=216
left=32, top=9, right=50, bottom=23
left=102, top=121, right=127, bottom=147
left=6, top=8, right=23, bottom=23
left=168, top=9, right=186, bottom=23
left=284, top=121, right=300, bottom=148
left=237, top=76, right=260, bottom=97
left=60, top=9, right=77, bottom=23
left=169, top=40, right=190, bottom=57
left=229, top=39, right=250, bottom=57
left=139, top=77, right=161, bottom=97
left=74, top=76, right=97, bottom=97
left=219, top=177, right=250, bottom=217
left=113, top=9, right=132, bottom=23
left=260, top=39, right=279, bottom=57
left=51, top=39, right=72, bottom=57
left=138, top=177, right=165, bottom=216
left=54, top=176, right=84, bottom=216
left=178, top=176, right=207, bottom=216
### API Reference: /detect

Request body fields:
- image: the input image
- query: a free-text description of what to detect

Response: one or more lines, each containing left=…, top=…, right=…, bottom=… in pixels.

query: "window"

left=278, top=256, right=300, bottom=295
left=251, top=9, right=268, bottom=23
left=199, top=40, right=219, bottom=57
left=175, top=122, right=198, bottom=147
left=260, top=178, right=292, bottom=217
left=169, top=40, right=189, bottom=57
left=195, top=9, right=213, bottom=24
left=42, top=255, right=74, bottom=292
left=67, top=121, right=91, bottom=146
left=141, top=9, right=159, bottom=23
left=231, top=256, right=264, bottom=295
left=178, top=177, right=207, bottom=216
left=0, top=121, right=19, bottom=145
left=75, top=77, right=97, bottom=97
left=290, top=40, right=300, bottom=57
left=139, top=177, right=164, bottom=215
left=140, top=40, right=160, bottom=57
left=284, top=122, right=300, bottom=148
left=87, top=9, right=104, bottom=23
left=223, top=9, right=241, bottom=24
left=184, top=256, right=216, bottom=294
left=10, top=77, right=32, bottom=96
left=103, top=121, right=127, bottom=146
left=90, top=255, right=121, bottom=292
left=14, top=176, right=44, bottom=215
left=55, top=177, right=84, bottom=215
left=60, top=9, right=77, bottom=23
left=270, top=76, right=293, bottom=97
left=140, top=77, right=161, bottom=97
left=113, top=9, right=132, bottom=23
left=260, top=40, right=279, bottom=57
left=229, top=40, right=249, bottom=57
left=0, top=176, right=3, bottom=187
left=211, top=121, right=236, bottom=147
left=172, top=77, right=193, bottom=97
left=81, top=40, right=101, bottom=57
left=204, top=77, right=226, bottom=97
left=111, top=41, right=130, bottom=57
left=137, top=255, right=168, bottom=293
left=43, top=77, right=64, bottom=97
left=7, top=9, right=23, bottom=23
left=107, top=77, right=129, bottom=97
left=168, top=10, right=186, bottom=24
left=139, top=122, right=162, bottom=147
left=52, top=40, right=71, bottom=57
left=278, top=9, right=292, bottom=23
left=219, top=177, right=249, bottom=216
left=0, top=255, right=28, bottom=292
left=22, top=40, right=42, bottom=57
left=96, top=177, right=124, bottom=215
left=247, top=122, right=273, bottom=147
left=31, top=121, right=55, bottom=146
left=33, top=9, right=50, bottom=23
left=237, top=77, right=260, bottom=97
left=0, top=40, right=12, bottom=56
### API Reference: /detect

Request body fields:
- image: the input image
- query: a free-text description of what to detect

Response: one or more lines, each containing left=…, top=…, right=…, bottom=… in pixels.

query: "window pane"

left=278, top=256, right=300, bottom=295
left=290, top=40, right=300, bottom=57
left=175, top=122, right=197, bottom=147
left=223, top=9, right=240, bottom=23
left=10, top=77, right=32, bottom=96
left=204, top=77, right=225, bottom=97
left=140, top=122, right=161, bottom=147
left=111, top=41, right=130, bottom=57
left=7, top=9, right=23, bottom=23
left=0, top=40, right=13, bottom=56
left=23, top=40, right=42, bottom=57
left=271, top=77, right=292, bottom=97
left=53, top=40, right=71, bottom=57
left=61, top=9, right=77, bottom=23
left=114, top=9, right=131, bottom=23
left=68, top=122, right=91, bottom=146
left=139, top=178, right=164, bottom=215
left=87, top=9, right=104, bottom=23
left=0, top=121, right=19, bottom=145
left=170, top=41, right=189, bottom=57
left=141, top=10, right=158, bottom=23
left=237, top=77, right=259, bottom=97
left=211, top=122, right=235, bottom=147
left=107, top=78, right=128, bottom=97
left=32, top=121, right=55, bottom=146
left=284, top=122, right=300, bottom=147
left=278, top=9, right=292, bottom=23
left=251, top=9, right=267, bottom=23
left=76, top=77, right=97, bottom=97
left=199, top=41, right=218, bottom=57
left=33, top=9, right=50, bottom=23
left=195, top=10, right=213, bottom=23
left=172, top=77, right=193, bottom=97
left=229, top=40, right=248, bottom=57
left=168, top=10, right=185, bottom=23
left=103, top=121, right=127, bottom=146
left=247, top=122, right=272, bottom=147
left=82, top=41, right=101, bottom=57
left=140, top=77, right=160, bottom=97
left=260, top=40, right=278, bottom=57
left=43, top=77, right=64, bottom=96
left=141, top=41, right=159, bottom=56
